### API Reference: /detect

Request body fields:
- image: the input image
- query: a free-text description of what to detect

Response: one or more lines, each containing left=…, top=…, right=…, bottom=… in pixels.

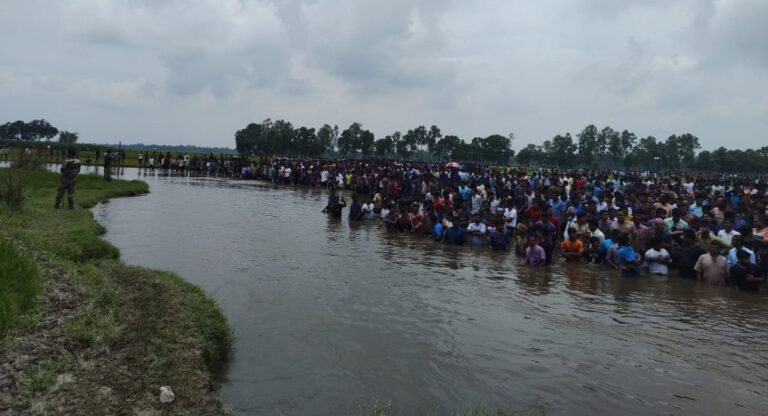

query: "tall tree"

left=374, top=136, right=393, bottom=159
left=317, top=124, right=336, bottom=154
left=235, top=122, right=267, bottom=156
left=478, top=134, right=513, bottom=165
left=516, top=144, right=545, bottom=166
left=28, top=119, right=59, bottom=141
left=270, top=120, right=295, bottom=156
left=338, top=122, right=363, bottom=157
left=426, top=125, right=442, bottom=156
left=543, top=133, right=577, bottom=167
left=294, top=127, right=319, bottom=156
left=433, top=135, right=462, bottom=160
left=58, top=131, right=79, bottom=144
left=597, top=126, right=618, bottom=166
left=577, top=124, right=599, bottom=166
left=359, top=129, right=375, bottom=158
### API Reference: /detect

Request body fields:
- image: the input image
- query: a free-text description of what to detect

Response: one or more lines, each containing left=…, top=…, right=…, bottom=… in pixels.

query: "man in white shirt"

left=503, top=203, right=517, bottom=231
left=361, top=202, right=374, bottom=220
left=466, top=214, right=487, bottom=246
left=645, top=239, right=672, bottom=275
left=588, top=220, right=605, bottom=244
left=717, top=219, right=740, bottom=246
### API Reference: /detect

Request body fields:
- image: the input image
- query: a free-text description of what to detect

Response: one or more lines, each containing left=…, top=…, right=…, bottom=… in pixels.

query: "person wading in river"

left=323, top=184, right=347, bottom=219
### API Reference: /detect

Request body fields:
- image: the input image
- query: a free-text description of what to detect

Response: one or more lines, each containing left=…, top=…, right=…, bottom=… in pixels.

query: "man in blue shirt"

left=549, top=194, right=566, bottom=222
left=616, top=233, right=641, bottom=277
left=688, top=194, right=706, bottom=218
left=443, top=224, right=466, bottom=245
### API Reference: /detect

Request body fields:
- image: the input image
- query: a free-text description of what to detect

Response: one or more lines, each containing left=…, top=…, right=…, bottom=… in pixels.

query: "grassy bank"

left=0, top=168, right=233, bottom=415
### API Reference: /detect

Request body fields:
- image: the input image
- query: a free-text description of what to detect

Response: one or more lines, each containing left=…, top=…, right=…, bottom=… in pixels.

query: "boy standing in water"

left=525, top=235, right=546, bottom=267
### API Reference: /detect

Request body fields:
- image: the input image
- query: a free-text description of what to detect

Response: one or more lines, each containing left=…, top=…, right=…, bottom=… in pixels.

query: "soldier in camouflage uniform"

left=55, top=149, right=81, bottom=209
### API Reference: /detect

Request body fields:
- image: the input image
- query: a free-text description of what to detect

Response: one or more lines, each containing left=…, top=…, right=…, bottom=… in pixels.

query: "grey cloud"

left=0, top=0, right=766, bottom=150
left=296, top=0, right=457, bottom=92
left=694, top=0, right=768, bottom=67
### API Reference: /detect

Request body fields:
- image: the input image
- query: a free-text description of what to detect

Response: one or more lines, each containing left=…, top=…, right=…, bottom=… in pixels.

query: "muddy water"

left=92, top=170, right=768, bottom=416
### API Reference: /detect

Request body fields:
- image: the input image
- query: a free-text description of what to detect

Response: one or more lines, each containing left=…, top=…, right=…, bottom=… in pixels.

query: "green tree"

left=393, top=131, right=410, bottom=159
left=577, top=124, right=599, bottom=166
left=515, top=144, right=545, bottom=166
left=543, top=133, right=577, bottom=167
left=317, top=124, right=338, bottom=154
left=270, top=120, right=295, bottom=156
left=597, top=127, right=618, bottom=167
left=401, top=129, right=419, bottom=156
left=28, top=119, right=59, bottom=141
left=235, top=122, right=267, bottom=156
left=374, top=136, right=393, bottom=159
left=339, top=122, right=363, bottom=157
left=478, top=134, right=513, bottom=165
left=294, top=127, right=319, bottom=156
left=58, top=131, right=79, bottom=144
left=426, top=125, right=442, bottom=156
left=619, top=130, right=637, bottom=167
left=359, top=129, right=375, bottom=158
left=433, top=135, right=462, bottom=160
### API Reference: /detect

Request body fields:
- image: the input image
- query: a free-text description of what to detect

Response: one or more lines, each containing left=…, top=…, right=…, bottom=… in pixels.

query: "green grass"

left=160, top=270, right=234, bottom=370
left=1, top=173, right=26, bottom=210
left=0, top=168, right=233, bottom=413
left=0, top=239, right=41, bottom=338
left=14, top=351, right=77, bottom=414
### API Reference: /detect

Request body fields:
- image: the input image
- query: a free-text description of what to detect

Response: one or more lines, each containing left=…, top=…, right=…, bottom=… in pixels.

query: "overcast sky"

left=1, top=0, right=766, bottom=150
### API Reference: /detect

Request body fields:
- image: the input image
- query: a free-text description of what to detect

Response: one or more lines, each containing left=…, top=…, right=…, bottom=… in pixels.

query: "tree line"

left=514, top=124, right=767, bottom=173
left=0, top=119, right=79, bottom=144
left=234, top=119, right=514, bottom=164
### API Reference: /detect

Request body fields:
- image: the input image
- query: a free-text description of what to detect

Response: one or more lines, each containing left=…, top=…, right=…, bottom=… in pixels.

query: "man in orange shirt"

left=561, top=229, right=584, bottom=262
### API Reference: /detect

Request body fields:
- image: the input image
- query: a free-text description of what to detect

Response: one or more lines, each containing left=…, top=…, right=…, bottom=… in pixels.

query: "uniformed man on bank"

left=103, top=148, right=113, bottom=181
left=55, top=149, right=81, bottom=209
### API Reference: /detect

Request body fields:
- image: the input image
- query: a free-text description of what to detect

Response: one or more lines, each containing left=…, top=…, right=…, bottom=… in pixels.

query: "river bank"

left=0, top=169, right=232, bottom=415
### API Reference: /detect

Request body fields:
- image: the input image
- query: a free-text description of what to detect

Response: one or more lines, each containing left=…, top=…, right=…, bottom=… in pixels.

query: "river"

left=91, top=169, right=768, bottom=416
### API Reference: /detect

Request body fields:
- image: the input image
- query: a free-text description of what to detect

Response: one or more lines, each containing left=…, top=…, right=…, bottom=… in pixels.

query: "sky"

left=1, top=0, right=766, bottom=150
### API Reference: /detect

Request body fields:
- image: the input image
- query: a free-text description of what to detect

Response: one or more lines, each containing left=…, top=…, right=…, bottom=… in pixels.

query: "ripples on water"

left=90, top=169, right=768, bottom=416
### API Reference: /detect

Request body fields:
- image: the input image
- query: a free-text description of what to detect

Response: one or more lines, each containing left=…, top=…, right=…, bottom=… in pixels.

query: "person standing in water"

left=323, top=184, right=346, bottom=219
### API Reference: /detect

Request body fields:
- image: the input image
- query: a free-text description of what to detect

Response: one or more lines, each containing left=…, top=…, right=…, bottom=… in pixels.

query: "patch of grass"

left=60, top=233, right=120, bottom=262
left=14, top=351, right=77, bottom=413
left=61, top=263, right=119, bottom=350
left=152, top=270, right=234, bottom=370
left=0, top=239, right=41, bottom=337
left=1, top=173, right=25, bottom=210
left=11, top=149, right=47, bottom=171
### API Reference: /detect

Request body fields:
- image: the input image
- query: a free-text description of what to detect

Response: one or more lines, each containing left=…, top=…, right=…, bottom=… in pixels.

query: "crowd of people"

left=136, top=152, right=248, bottom=176
left=252, top=158, right=768, bottom=292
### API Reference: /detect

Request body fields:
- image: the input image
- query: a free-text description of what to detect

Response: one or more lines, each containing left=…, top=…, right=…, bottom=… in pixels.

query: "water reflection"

left=90, top=168, right=768, bottom=416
